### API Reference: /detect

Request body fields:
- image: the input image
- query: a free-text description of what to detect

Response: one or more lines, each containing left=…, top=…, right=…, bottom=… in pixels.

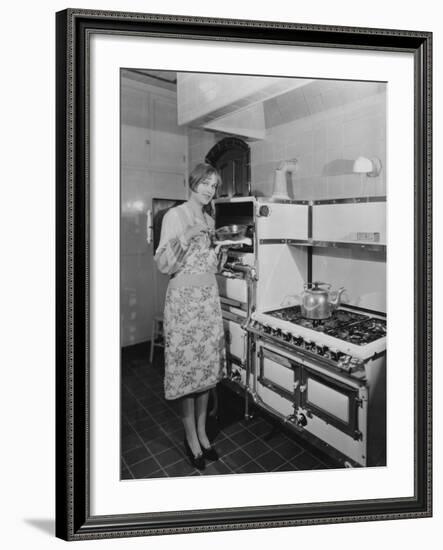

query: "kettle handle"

left=304, top=281, right=331, bottom=290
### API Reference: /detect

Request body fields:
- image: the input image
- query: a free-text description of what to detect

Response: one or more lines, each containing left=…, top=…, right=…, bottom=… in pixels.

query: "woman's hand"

left=184, top=220, right=209, bottom=243
left=214, top=242, right=232, bottom=255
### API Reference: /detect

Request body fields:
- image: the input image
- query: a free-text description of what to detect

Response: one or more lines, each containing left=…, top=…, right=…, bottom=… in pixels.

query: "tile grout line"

left=240, top=422, right=330, bottom=468
left=120, top=455, right=135, bottom=479
left=127, top=401, right=322, bottom=474
left=123, top=384, right=171, bottom=477
left=124, top=363, right=331, bottom=474
left=123, top=376, right=210, bottom=476
left=221, top=429, right=308, bottom=468
left=125, top=363, right=236, bottom=475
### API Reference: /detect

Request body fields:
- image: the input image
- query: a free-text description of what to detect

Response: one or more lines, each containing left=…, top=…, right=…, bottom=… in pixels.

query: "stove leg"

left=208, top=387, right=219, bottom=420
left=244, top=387, right=254, bottom=420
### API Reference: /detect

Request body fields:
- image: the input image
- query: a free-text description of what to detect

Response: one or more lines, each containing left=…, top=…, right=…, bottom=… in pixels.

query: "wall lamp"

left=352, top=156, right=382, bottom=177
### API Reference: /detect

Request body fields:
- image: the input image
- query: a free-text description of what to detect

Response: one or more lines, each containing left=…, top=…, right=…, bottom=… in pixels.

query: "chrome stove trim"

left=313, top=196, right=387, bottom=205
left=251, top=310, right=386, bottom=361
left=249, top=389, right=361, bottom=468
left=220, top=296, right=247, bottom=311
left=247, top=326, right=372, bottom=378
left=248, top=364, right=361, bottom=468
left=259, top=238, right=386, bottom=252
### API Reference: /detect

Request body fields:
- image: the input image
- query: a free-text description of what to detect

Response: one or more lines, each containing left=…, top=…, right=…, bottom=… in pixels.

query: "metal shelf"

left=258, top=238, right=386, bottom=252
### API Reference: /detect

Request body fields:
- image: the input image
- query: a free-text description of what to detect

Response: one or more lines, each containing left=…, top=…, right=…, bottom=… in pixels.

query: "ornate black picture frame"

left=55, top=8, right=432, bottom=541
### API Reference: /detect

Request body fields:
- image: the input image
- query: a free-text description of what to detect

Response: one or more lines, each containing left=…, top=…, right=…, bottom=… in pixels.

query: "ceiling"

left=123, top=69, right=385, bottom=128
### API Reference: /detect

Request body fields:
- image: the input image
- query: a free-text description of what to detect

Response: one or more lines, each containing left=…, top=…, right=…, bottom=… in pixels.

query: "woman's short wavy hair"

left=188, top=163, right=222, bottom=193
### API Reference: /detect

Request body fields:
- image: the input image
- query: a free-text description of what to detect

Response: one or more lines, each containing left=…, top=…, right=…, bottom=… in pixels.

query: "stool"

left=150, top=314, right=164, bottom=364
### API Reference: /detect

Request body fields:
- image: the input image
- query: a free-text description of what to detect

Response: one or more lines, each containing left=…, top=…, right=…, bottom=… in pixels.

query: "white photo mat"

left=90, top=33, right=414, bottom=515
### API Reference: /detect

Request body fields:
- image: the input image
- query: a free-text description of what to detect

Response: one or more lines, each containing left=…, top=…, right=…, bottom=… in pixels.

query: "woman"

left=154, top=163, right=226, bottom=471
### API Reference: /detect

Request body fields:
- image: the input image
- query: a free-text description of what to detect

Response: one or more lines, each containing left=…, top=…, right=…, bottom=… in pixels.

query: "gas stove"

left=249, top=305, right=386, bottom=371
left=265, top=306, right=386, bottom=345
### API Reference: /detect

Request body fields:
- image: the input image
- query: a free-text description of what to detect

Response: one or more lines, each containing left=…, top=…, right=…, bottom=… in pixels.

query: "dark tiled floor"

left=121, top=343, right=341, bottom=479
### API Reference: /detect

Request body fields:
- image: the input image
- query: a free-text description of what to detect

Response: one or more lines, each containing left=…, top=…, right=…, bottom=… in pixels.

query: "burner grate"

left=265, top=306, right=386, bottom=345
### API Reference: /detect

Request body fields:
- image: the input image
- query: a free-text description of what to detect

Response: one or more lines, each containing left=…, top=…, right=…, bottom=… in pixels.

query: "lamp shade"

left=352, top=156, right=382, bottom=177
left=353, top=156, right=373, bottom=173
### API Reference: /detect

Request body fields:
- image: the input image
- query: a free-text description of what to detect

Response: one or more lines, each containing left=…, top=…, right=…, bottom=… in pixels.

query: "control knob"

left=305, top=339, right=315, bottom=351
left=338, top=354, right=351, bottom=368
left=282, top=330, right=291, bottom=342
left=350, top=357, right=363, bottom=369
left=258, top=205, right=270, bottom=217
left=231, top=369, right=242, bottom=382
left=316, top=344, right=327, bottom=356
left=292, top=335, right=303, bottom=347
left=296, top=413, right=308, bottom=427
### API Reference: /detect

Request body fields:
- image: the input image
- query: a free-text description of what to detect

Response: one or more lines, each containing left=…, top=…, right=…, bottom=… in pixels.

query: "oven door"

left=253, top=344, right=301, bottom=419
left=299, top=366, right=361, bottom=440
left=223, top=316, right=247, bottom=366
left=217, top=275, right=248, bottom=310
left=258, top=346, right=300, bottom=402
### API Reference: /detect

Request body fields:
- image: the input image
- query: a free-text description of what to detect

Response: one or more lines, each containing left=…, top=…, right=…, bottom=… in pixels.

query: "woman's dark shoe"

left=201, top=444, right=219, bottom=462
left=184, top=437, right=205, bottom=471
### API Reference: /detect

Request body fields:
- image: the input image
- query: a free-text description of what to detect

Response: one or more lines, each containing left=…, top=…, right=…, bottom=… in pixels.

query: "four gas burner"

left=265, top=306, right=386, bottom=346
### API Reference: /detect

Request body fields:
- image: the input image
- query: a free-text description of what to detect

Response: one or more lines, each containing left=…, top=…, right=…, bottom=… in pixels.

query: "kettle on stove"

left=300, top=281, right=346, bottom=320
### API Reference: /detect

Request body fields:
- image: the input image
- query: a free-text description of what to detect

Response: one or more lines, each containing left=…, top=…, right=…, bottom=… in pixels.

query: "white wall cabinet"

left=122, top=82, right=187, bottom=171
left=312, top=200, right=386, bottom=245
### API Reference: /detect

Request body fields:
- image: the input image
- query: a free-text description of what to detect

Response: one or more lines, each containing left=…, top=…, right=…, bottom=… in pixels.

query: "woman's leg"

left=181, top=395, right=202, bottom=457
left=195, top=390, right=211, bottom=449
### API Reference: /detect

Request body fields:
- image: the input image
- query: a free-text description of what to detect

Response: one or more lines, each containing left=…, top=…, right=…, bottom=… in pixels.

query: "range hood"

left=177, top=73, right=313, bottom=140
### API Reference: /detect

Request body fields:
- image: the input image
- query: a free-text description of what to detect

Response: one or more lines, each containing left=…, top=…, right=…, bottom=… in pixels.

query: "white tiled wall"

left=187, top=127, right=217, bottom=171
left=249, top=86, right=387, bottom=312
left=250, top=87, right=386, bottom=200
left=186, top=82, right=387, bottom=313
left=121, top=78, right=187, bottom=346
left=312, top=248, right=386, bottom=313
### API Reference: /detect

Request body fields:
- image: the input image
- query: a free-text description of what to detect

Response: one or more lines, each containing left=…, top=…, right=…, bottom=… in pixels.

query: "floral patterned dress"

left=154, top=203, right=226, bottom=400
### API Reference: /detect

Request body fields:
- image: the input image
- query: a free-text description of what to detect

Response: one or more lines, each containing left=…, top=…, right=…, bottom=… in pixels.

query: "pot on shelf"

left=300, top=281, right=346, bottom=320
left=215, top=224, right=248, bottom=241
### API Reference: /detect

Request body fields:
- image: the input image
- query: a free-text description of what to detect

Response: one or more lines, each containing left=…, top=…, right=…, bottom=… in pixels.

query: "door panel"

left=306, top=378, right=350, bottom=423
left=300, top=367, right=360, bottom=438
left=149, top=94, right=187, bottom=170
left=257, top=346, right=300, bottom=402
left=120, top=79, right=187, bottom=347
left=256, top=384, right=294, bottom=418
left=223, top=319, right=247, bottom=365
left=121, top=125, right=150, bottom=169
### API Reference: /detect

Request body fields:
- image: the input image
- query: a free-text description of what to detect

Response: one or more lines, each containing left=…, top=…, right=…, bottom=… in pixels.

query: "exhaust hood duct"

left=204, top=103, right=266, bottom=140
left=177, top=73, right=313, bottom=129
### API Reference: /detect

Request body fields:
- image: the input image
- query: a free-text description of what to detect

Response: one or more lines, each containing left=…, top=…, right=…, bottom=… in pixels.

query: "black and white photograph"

left=120, top=69, right=387, bottom=479
left=2, top=0, right=440, bottom=547
left=52, top=5, right=433, bottom=542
